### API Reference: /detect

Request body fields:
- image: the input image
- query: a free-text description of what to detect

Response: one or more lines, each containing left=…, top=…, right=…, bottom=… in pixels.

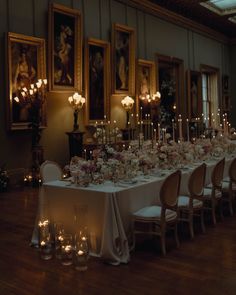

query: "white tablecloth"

left=32, top=155, right=234, bottom=264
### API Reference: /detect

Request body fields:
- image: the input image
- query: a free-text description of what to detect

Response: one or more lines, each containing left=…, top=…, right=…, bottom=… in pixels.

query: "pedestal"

left=31, top=145, right=44, bottom=186
left=66, top=131, right=84, bottom=159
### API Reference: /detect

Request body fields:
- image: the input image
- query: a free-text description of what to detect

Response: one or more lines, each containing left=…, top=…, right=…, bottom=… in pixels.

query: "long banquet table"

left=32, top=155, right=234, bottom=265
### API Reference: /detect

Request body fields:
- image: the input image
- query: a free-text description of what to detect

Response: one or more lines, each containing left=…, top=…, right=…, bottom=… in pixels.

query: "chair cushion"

left=222, top=181, right=236, bottom=192
left=133, top=206, right=177, bottom=221
left=203, top=187, right=222, bottom=199
left=178, top=196, right=203, bottom=208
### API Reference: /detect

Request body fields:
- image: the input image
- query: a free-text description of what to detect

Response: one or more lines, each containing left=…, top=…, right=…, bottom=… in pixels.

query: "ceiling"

left=148, top=0, right=236, bottom=39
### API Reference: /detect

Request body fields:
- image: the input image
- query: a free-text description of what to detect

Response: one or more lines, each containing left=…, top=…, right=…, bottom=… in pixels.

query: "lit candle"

left=162, top=128, right=165, bottom=143
left=101, top=121, right=104, bottom=144
left=84, top=149, right=87, bottom=160
left=114, top=120, right=117, bottom=144
left=154, top=128, right=157, bottom=144
left=108, top=120, right=111, bottom=143
left=157, top=123, right=161, bottom=142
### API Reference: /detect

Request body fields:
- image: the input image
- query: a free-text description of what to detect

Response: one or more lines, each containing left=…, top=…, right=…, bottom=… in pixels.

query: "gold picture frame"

left=186, top=70, right=202, bottom=120
left=136, top=59, right=156, bottom=120
left=112, top=23, right=135, bottom=96
left=48, top=3, right=82, bottom=92
left=6, top=32, right=46, bottom=131
left=85, top=38, right=110, bottom=125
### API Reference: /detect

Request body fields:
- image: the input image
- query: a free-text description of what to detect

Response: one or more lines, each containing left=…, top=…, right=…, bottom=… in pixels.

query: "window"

left=202, top=73, right=210, bottom=128
left=201, top=66, right=220, bottom=129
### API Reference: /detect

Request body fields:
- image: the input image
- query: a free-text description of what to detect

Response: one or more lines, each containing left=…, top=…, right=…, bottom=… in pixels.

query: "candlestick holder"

left=68, top=92, right=86, bottom=131
left=121, top=96, right=134, bottom=128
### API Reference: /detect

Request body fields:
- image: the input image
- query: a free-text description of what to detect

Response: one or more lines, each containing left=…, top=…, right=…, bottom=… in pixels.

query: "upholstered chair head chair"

left=178, top=163, right=206, bottom=239
left=222, top=157, right=236, bottom=216
left=203, top=158, right=225, bottom=225
left=40, top=160, right=63, bottom=183
left=132, top=170, right=181, bottom=256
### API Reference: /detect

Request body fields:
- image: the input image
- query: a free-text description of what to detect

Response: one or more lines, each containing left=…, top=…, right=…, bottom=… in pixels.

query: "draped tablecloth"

left=31, top=155, right=234, bottom=265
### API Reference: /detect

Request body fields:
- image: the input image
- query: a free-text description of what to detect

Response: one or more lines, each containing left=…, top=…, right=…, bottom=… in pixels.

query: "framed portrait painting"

left=6, top=32, right=46, bottom=130
left=85, top=38, right=110, bottom=125
left=136, top=59, right=156, bottom=120
left=112, top=23, right=135, bottom=96
left=48, top=3, right=82, bottom=92
left=186, top=70, right=202, bottom=120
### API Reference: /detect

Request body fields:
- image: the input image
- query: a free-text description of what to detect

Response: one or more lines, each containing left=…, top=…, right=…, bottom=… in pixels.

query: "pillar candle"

left=178, top=115, right=183, bottom=141
left=186, top=118, right=190, bottom=142
left=172, top=119, right=175, bottom=141
left=157, top=123, right=161, bottom=142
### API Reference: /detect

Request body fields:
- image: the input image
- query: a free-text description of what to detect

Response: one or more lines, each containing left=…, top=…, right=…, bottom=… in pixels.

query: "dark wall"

left=0, top=0, right=231, bottom=170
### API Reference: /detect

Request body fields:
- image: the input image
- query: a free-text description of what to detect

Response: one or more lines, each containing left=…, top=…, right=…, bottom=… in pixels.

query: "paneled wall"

left=0, top=0, right=233, bottom=169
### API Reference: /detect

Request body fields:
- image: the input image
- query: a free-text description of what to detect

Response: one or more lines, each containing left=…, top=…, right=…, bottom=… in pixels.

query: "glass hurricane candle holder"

left=54, top=222, right=65, bottom=259
left=38, top=219, right=53, bottom=260
left=74, top=236, right=89, bottom=271
left=61, top=233, right=73, bottom=266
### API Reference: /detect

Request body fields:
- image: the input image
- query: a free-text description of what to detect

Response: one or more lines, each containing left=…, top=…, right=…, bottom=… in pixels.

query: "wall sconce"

left=68, top=92, right=85, bottom=131
left=121, top=96, right=134, bottom=128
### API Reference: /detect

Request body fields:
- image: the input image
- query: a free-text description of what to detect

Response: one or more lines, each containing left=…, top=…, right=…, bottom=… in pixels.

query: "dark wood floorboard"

left=0, top=188, right=236, bottom=295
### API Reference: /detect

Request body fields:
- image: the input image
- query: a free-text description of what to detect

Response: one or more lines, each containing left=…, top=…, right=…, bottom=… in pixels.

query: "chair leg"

left=160, top=228, right=166, bottom=256
left=174, top=223, right=180, bottom=248
left=228, top=193, right=234, bottom=216
left=188, top=212, right=194, bottom=240
left=131, top=219, right=136, bottom=250
left=211, top=201, right=216, bottom=225
left=200, top=209, right=206, bottom=234
left=229, top=201, right=234, bottom=216
left=218, top=199, right=224, bottom=221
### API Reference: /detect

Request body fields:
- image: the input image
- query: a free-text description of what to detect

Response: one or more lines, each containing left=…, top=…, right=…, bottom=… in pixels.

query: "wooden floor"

left=0, top=188, right=236, bottom=295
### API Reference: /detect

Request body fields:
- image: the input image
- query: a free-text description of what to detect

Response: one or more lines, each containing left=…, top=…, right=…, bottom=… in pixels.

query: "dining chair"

left=178, top=163, right=206, bottom=239
left=132, top=170, right=181, bottom=256
left=222, top=157, right=236, bottom=216
left=203, top=158, right=225, bottom=225
left=40, top=160, right=63, bottom=183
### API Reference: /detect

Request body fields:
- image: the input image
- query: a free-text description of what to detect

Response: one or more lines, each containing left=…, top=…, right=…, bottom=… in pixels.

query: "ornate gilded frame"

left=85, top=38, right=110, bottom=125
left=48, top=3, right=82, bottom=92
left=6, top=32, right=46, bottom=131
left=136, top=59, right=156, bottom=119
left=112, top=23, right=135, bottom=96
